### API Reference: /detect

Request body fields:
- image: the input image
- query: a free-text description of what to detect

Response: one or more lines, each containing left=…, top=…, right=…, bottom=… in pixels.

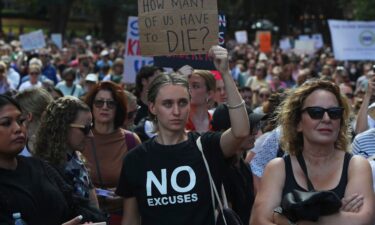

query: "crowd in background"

left=0, top=33, right=375, bottom=225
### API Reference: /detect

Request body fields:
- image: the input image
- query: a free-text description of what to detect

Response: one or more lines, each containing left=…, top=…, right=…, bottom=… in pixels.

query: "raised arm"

left=209, top=45, right=250, bottom=157
left=355, top=75, right=375, bottom=134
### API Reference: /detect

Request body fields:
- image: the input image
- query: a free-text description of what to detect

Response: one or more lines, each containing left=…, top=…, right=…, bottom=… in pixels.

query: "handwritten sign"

left=138, top=0, right=218, bottom=56
left=124, top=16, right=154, bottom=83
left=154, top=12, right=226, bottom=70
left=19, top=30, right=46, bottom=51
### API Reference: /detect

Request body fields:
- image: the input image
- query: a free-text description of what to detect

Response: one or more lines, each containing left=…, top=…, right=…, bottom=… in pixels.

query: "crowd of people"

left=0, top=32, right=375, bottom=225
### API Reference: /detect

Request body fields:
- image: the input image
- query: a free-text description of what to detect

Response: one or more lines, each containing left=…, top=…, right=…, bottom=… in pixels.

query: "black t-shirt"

left=116, top=132, right=226, bottom=225
left=223, top=158, right=255, bottom=224
left=0, top=156, right=71, bottom=225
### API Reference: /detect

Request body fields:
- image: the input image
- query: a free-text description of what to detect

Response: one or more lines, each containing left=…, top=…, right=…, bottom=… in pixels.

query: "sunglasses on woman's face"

left=93, top=99, right=117, bottom=109
left=301, top=107, right=344, bottom=120
left=70, top=123, right=93, bottom=135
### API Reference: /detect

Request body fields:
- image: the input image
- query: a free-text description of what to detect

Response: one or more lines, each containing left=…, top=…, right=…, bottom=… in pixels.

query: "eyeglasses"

left=70, top=123, right=93, bottom=135
left=301, top=107, right=344, bottom=120
left=93, top=99, right=117, bottom=109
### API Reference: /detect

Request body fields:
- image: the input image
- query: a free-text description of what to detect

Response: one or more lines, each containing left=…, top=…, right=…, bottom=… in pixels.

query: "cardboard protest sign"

left=138, top=0, right=218, bottom=56
left=235, top=30, right=248, bottom=44
left=124, top=16, right=154, bottom=83
left=19, top=30, right=46, bottom=51
left=259, top=31, right=271, bottom=53
left=153, top=13, right=226, bottom=70
left=51, top=33, right=63, bottom=49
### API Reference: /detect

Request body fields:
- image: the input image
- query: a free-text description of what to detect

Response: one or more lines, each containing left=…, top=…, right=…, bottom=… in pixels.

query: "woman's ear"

left=148, top=102, right=156, bottom=116
left=27, top=112, right=33, bottom=122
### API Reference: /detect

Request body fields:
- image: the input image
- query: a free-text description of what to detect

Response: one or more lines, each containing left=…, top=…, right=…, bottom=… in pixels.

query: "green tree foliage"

left=352, top=0, right=375, bottom=20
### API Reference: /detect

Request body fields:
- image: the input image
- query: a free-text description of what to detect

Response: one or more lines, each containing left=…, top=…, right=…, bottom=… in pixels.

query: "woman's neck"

left=189, top=105, right=210, bottom=133
left=302, top=142, right=336, bottom=165
left=156, top=130, right=188, bottom=145
left=190, top=104, right=208, bottom=120
left=94, top=122, right=116, bottom=134
left=0, top=156, right=17, bottom=170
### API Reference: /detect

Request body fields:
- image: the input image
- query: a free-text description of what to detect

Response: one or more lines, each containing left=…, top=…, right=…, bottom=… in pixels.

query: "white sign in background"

left=235, top=30, right=248, bottom=44
left=51, top=33, right=63, bottom=49
left=328, top=20, right=375, bottom=60
left=124, top=16, right=153, bottom=83
left=19, top=30, right=46, bottom=51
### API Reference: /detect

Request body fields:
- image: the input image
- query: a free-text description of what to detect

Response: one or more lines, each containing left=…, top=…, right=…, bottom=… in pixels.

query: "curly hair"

left=84, top=81, right=127, bottom=129
left=34, top=96, right=90, bottom=165
left=278, top=79, right=351, bottom=155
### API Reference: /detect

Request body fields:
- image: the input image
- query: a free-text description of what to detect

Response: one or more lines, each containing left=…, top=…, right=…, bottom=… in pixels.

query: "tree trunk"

left=100, top=5, right=118, bottom=44
left=48, top=0, right=74, bottom=38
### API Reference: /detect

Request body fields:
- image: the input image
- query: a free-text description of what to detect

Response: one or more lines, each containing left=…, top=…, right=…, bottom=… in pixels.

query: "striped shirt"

left=352, top=128, right=375, bottom=158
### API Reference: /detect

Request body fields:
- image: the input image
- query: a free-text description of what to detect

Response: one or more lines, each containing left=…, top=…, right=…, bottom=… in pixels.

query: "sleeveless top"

left=282, top=153, right=352, bottom=199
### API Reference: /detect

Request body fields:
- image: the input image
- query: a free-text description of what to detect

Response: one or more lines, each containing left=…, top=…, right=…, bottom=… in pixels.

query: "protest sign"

left=19, top=30, right=46, bottom=51
left=51, top=33, right=63, bottom=49
left=312, top=33, right=324, bottom=49
left=124, top=16, right=154, bottom=83
left=138, top=0, right=218, bottom=56
left=235, top=30, right=248, bottom=44
left=259, top=31, right=271, bottom=53
left=154, top=13, right=226, bottom=70
left=328, top=20, right=375, bottom=60
left=294, top=40, right=315, bottom=55
left=298, top=35, right=310, bottom=41
left=279, top=37, right=292, bottom=52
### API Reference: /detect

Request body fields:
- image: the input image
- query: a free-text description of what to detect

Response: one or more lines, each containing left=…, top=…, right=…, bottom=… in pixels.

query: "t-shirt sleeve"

left=200, top=132, right=228, bottom=185
left=115, top=149, right=139, bottom=198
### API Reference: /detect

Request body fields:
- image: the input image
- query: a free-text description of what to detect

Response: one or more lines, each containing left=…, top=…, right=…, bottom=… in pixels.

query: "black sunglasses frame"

left=70, top=123, right=93, bottom=135
left=301, top=107, right=344, bottom=120
left=93, top=99, right=117, bottom=109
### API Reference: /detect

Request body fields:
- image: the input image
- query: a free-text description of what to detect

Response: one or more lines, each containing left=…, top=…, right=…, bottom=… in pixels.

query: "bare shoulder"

left=349, top=155, right=371, bottom=171
left=263, top=157, right=285, bottom=176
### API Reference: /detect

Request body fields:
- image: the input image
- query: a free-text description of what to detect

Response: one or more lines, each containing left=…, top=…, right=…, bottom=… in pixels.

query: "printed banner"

left=138, top=0, right=218, bottom=56
left=19, top=30, right=46, bottom=51
left=328, top=20, right=375, bottom=60
left=124, top=16, right=154, bottom=83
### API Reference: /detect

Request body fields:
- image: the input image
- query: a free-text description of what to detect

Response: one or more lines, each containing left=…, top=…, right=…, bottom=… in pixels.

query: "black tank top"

left=282, top=153, right=352, bottom=199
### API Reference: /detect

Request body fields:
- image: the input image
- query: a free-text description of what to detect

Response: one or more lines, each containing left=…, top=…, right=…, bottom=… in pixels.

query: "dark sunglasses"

left=93, top=99, right=117, bottom=109
left=70, top=123, right=93, bottom=135
left=302, top=107, right=344, bottom=120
